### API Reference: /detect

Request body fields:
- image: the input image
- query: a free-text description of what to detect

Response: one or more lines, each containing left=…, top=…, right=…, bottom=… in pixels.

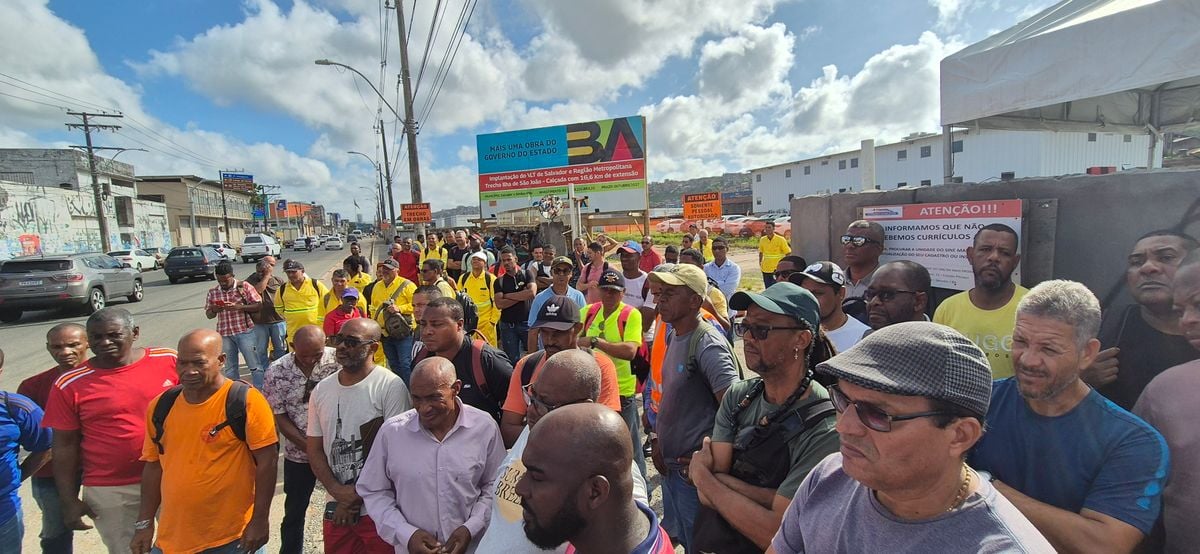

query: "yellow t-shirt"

left=458, top=271, right=498, bottom=326
left=364, top=277, right=416, bottom=337
left=701, top=241, right=714, bottom=262
left=758, top=235, right=791, bottom=272
left=707, top=287, right=728, bottom=320
left=140, top=380, right=278, bottom=553
left=580, top=302, right=643, bottom=396
left=275, top=278, right=329, bottom=344
left=346, top=271, right=373, bottom=293
left=933, top=286, right=1029, bottom=379
left=419, top=246, right=449, bottom=265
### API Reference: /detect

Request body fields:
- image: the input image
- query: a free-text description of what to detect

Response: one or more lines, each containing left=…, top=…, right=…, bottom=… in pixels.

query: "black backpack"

left=150, top=381, right=250, bottom=454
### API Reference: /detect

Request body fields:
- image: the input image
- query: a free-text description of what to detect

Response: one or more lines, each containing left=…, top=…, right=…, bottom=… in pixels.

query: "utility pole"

left=393, top=0, right=425, bottom=237
left=66, top=111, right=123, bottom=252
left=378, top=121, right=398, bottom=237
left=217, top=169, right=244, bottom=242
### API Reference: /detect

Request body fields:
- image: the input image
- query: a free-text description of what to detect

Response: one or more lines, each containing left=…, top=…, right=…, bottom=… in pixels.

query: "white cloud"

left=929, top=0, right=970, bottom=32
left=457, top=146, right=476, bottom=163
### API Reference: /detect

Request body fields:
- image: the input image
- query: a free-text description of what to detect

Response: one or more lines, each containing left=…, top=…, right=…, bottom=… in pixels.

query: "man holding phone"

left=205, top=261, right=264, bottom=387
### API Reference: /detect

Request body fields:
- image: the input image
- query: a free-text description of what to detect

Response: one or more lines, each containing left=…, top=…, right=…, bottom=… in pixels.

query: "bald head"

left=179, top=329, right=222, bottom=356
left=538, top=350, right=602, bottom=402
left=293, top=325, right=326, bottom=349
left=411, top=357, right=457, bottom=389
left=339, top=317, right=382, bottom=341
left=528, top=403, right=633, bottom=491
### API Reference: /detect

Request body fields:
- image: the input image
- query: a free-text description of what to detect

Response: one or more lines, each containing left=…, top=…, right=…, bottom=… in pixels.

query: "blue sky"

left=0, top=0, right=1052, bottom=218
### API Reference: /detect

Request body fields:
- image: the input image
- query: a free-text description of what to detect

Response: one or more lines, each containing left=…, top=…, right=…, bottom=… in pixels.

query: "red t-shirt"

left=322, top=306, right=366, bottom=336
left=41, top=348, right=179, bottom=486
left=18, top=367, right=70, bottom=479
left=394, top=250, right=420, bottom=283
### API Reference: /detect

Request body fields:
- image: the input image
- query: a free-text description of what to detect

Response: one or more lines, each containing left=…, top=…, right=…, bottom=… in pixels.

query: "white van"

left=240, top=234, right=281, bottom=262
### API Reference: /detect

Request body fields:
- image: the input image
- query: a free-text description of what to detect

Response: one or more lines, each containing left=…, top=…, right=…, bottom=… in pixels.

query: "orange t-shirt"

left=501, top=350, right=622, bottom=414
left=141, top=380, right=278, bottom=553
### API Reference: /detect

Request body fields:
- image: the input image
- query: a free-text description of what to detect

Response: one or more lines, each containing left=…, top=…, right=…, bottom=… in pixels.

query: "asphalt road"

left=1, top=240, right=371, bottom=553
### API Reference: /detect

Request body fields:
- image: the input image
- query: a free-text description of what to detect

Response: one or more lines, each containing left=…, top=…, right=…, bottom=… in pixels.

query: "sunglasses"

left=302, top=379, right=319, bottom=403
left=841, top=235, right=882, bottom=247
left=330, top=335, right=378, bottom=348
left=551, top=267, right=572, bottom=275
left=828, top=385, right=954, bottom=432
left=863, top=289, right=917, bottom=303
left=522, top=383, right=591, bottom=413
left=734, top=321, right=806, bottom=341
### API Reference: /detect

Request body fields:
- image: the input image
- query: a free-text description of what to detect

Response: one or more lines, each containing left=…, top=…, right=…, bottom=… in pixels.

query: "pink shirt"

left=356, top=399, right=506, bottom=550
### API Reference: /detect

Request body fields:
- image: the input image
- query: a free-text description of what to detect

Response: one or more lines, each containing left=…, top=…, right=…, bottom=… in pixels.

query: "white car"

left=202, top=242, right=238, bottom=260
left=240, top=234, right=281, bottom=262
left=293, top=237, right=313, bottom=251
left=107, top=249, right=159, bottom=272
left=324, top=236, right=344, bottom=250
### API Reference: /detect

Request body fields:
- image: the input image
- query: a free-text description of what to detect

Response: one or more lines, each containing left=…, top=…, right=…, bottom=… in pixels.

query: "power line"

left=418, top=0, right=478, bottom=125
left=0, top=89, right=69, bottom=110
left=412, top=0, right=446, bottom=97
left=0, top=71, right=120, bottom=113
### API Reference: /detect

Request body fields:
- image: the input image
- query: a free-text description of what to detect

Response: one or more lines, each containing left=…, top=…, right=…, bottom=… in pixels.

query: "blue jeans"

left=152, top=539, right=264, bottom=554
left=382, top=335, right=415, bottom=385
left=497, top=321, right=529, bottom=365
left=619, top=396, right=648, bottom=482
left=31, top=476, right=72, bottom=553
left=223, top=330, right=263, bottom=388
left=0, top=510, right=23, bottom=554
left=252, top=321, right=287, bottom=372
left=662, top=469, right=700, bottom=550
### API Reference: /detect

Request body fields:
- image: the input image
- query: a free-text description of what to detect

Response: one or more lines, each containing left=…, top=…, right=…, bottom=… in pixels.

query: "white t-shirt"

left=307, top=366, right=411, bottom=489
left=477, top=427, right=648, bottom=552
left=825, top=316, right=871, bottom=355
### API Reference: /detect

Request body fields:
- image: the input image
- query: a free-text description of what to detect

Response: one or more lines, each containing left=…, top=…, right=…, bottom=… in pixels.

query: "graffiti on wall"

left=0, top=184, right=173, bottom=260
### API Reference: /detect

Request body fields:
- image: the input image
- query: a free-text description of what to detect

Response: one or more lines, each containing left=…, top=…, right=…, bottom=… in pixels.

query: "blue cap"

left=618, top=240, right=643, bottom=254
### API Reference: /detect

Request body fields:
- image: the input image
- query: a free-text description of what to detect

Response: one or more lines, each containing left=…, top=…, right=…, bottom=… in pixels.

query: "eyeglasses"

left=522, top=384, right=591, bottom=413
left=330, top=335, right=378, bottom=348
left=734, top=321, right=806, bottom=341
left=641, top=241, right=651, bottom=245
left=863, top=289, right=917, bottom=303
left=551, top=267, right=572, bottom=275
left=828, top=385, right=954, bottom=432
left=841, top=235, right=882, bottom=247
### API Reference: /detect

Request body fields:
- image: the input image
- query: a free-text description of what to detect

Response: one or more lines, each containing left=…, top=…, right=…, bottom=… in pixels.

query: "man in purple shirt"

left=357, top=357, right=506, bottom=553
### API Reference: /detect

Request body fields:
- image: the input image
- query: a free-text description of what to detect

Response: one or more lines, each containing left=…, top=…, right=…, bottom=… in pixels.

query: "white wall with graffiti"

left=0, top=181, right=173, bottom=260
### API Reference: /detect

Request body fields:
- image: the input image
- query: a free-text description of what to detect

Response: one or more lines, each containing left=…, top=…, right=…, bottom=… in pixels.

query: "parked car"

left=143, top=247, right=167, bottom=268
left=202, top=242, right=238, bottom=260
left=655, top=218, right=683, bottom=233
left=293, top=237, right=313, bottom=251
left=738, top=217, right=773, bottom=238
left=707, top=215, right=747, bottom=235
left=725, top=216, right=753, bottom=237
left=324, top=236, right=344, bottom=250
left=240, top=233, right=281, bottom=263
left=0, top=253, right=143, bottom=322
left=772, top=216, right=792, bottom=239
left=164, top=246, right=223, bottom=284
left=107, top=249, right=159, bottom=272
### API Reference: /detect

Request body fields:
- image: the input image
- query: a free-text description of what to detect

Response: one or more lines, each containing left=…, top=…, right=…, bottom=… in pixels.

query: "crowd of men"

left=0, top=221, right=1196, bottom=554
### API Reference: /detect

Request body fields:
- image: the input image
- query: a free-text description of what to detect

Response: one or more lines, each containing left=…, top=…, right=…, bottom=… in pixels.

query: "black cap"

left=283, top=259, right=303, bottom=271
left=598, top=268, right=625, bottom=290
left=532, top=295, right=581, bottom=331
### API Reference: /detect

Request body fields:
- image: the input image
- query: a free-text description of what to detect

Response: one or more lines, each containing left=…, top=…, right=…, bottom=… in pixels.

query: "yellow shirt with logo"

left=758, top=234, right=791, bottom=272
left=933, top=285, right=1029, bottom=379
left=274, top=278, right=330, bottom=344
left=364, top=276, right=416, bottom=338
left=580, top=302, right=643, bottom=397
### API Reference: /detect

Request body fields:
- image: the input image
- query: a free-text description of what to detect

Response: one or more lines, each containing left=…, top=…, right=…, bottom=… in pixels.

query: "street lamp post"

left=348, top=151, right=386, bottom=231
left=316, top=58, right=424, bottom=236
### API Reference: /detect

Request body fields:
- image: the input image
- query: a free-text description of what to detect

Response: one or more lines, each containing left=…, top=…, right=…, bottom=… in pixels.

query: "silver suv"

left=0, top=253, right=144, bottom=323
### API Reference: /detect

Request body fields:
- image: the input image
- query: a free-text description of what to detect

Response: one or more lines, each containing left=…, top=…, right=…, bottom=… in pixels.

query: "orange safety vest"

left=646, top=309, right=722, bottom=417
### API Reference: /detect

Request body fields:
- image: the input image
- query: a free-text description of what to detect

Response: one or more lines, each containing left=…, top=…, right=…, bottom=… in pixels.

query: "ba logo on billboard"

left=565, top=118, right=645, bottom=165
left=863, top=206, right=902, bottom=219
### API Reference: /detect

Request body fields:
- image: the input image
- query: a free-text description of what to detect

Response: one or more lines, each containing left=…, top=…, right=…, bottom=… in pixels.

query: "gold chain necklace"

left=945, top=462, right=973, bottom=512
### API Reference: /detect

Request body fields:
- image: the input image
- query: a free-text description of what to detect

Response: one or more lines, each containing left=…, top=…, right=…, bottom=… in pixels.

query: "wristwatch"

left=590, top=337, right=599, bottom=348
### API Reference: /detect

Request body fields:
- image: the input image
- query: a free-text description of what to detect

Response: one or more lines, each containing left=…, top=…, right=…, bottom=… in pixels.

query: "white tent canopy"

left=941, top=0, right=1200, bottom=136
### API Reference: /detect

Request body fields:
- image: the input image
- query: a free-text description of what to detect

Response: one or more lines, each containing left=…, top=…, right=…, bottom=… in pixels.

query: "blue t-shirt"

left=969, top=378, right=1168, bottom=534
left=0, top=392, right=53, bottom=524
left=526, top=286, right=587, bottom=328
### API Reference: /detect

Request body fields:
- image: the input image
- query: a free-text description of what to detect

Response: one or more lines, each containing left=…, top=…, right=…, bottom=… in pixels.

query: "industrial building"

left=137, top=175, right=257, bottom=247
left=749, top=128, right=1159, bottom=211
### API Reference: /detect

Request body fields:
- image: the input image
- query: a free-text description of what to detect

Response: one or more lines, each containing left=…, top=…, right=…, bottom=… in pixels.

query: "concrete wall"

left=0, top=148, right=136, bottom=192
left=0, top=181, right=173, bottom=260
left=790, top=168, right=1200, bottom=310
